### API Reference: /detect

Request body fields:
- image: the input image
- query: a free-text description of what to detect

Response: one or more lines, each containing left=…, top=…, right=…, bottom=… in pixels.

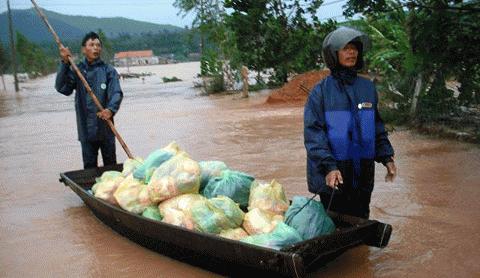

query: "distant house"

left=188, top=52, right=201, bottom=61
left=114, top=50, right=159, bottom=67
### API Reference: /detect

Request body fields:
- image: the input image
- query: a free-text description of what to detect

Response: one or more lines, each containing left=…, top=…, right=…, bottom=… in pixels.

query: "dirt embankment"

left=265, top=69, right=330, bottom=105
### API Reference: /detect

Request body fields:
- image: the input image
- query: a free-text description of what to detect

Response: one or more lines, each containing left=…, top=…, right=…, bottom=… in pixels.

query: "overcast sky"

left=0, top=0, right=347, bottom=28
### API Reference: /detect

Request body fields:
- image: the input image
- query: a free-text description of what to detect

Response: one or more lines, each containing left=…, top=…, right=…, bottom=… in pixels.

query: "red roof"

left=114, top=50, right=153, bottom=59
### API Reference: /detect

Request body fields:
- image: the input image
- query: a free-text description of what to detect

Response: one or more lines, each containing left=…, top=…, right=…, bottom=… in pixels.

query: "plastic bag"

left=142, top=206, right=163, bottom=221
left=158, top=194, right=206, bottom=230
left=92, top=171, right=124, bottom=205
left=189, top=199, right=236, bottom=234
left=241, top=222, right=303, bottom=250
left=133, top=142, right=180, bottom=183
left=284, top=196, right=336, bottom=240
left=93, top=171, right=122, bottom=188
left=113, top=174, right=151, bottom=214
left=242, top=208, right=284, bottom=235
left=122, top=157, right=144, bottom=176
left=148, top=151, right=201, bottom=203
left=248, top=179, right=289, bottom=215
left=203, top=170, right=254, bottom=207
left=219, top=228, right=249, bottom=240
left=209, top=195, right=245, bottom=227
left=198, top=161, right=228, bottom=192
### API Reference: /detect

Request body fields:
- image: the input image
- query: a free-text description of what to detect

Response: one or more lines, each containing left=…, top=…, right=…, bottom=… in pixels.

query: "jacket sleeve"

left=304, top=84, right=338, bottom=175
left=55, top=62, right=76, bottom=96
left=105, top=67, right=123, bottom=115
left=374, top=89, right=395, bottom=164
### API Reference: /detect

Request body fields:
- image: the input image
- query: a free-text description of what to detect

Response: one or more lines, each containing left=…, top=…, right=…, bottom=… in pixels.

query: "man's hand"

left=325, top=170, right=343, bottom=189
left=385, top=161, right=397, bottom=182
left=97, top=109, right=113, bottom=121
left=59, top=46, right=72, bottom=64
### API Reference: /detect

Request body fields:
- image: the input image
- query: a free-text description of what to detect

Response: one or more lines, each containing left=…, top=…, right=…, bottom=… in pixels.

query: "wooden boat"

left=59, top=164, right=392, bottom=277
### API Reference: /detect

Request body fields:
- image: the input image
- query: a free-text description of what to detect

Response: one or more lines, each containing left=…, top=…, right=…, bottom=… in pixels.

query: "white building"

left=114, top=50, right=159, bottom=67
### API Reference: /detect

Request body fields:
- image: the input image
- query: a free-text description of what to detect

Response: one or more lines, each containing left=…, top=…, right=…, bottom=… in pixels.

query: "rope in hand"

left=327, top=187, right=336, bottom=212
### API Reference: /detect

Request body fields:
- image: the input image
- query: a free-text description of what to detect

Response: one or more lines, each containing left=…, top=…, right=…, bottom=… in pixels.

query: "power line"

left=322, top=0, right=347, bottom=7
left=299, top=0, right=346, bottom=8
left=318, top=14, right=346, bottom=21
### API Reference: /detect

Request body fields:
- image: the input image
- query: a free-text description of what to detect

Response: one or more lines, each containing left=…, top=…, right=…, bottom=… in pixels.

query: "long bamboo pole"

left=30, top=0, right=134, bottom=159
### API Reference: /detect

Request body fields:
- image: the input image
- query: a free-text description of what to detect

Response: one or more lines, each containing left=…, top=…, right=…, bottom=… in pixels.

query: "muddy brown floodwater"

left=1, top=62, right=479, bottom=277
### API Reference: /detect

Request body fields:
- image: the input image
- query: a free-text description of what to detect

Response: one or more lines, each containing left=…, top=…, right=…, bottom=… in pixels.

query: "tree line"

left=0, top=28, right=200, bottom=79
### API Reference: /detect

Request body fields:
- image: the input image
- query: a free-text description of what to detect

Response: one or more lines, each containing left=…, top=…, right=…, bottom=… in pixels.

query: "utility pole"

left=199, top=0, right=205, bottom=76
left=7, top=0, right=19, bottom=92
left=1, top=72, right=6, bottom=91
left=126, top=53, right=130, bottom=73
left=0, top=43, right=6, bottom=91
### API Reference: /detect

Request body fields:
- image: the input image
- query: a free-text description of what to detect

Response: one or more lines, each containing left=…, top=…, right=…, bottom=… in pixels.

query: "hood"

left=322, top=26, right=371, bottom=70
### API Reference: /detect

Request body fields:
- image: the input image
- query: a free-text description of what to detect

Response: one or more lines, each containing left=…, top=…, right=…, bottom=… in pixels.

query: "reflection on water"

left=1, top=63, right=479, bottom=277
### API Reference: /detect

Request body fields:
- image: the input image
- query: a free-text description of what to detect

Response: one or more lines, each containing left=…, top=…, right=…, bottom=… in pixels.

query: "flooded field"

left=1, top=62, right=479, bottom=277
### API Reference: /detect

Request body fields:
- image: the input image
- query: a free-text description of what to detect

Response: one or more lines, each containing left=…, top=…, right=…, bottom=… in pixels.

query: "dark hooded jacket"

left=304, top=27, right=394, bottom=194
left=55, top=58, right=123, bottom=142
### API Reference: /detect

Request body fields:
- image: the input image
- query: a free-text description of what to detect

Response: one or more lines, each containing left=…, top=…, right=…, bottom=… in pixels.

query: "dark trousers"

left=80, top=137, right=116, bottom=169
left=320, top=189, right=372, bottom=219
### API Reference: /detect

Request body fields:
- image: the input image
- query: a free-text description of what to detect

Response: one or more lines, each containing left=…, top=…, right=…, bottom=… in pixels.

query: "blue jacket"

left=55, top=58, right=123, bottom=142
left=304, top=75, right=394, bottom=194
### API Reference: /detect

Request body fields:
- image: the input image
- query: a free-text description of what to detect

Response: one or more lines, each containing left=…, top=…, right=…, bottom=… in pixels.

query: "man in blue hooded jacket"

left=55, top=32, right=123, bottom=169
left=304, top=27, right=397, bottom=219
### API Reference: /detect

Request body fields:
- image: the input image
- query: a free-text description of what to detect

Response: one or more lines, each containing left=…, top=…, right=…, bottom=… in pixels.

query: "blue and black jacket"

left=55, top=58, right=123, bottom=142
left=304, top=75, right=394, bottom=194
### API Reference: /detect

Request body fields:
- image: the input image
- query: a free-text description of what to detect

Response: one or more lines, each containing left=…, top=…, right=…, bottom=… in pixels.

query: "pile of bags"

left=91, top=142, right=336, bottom=250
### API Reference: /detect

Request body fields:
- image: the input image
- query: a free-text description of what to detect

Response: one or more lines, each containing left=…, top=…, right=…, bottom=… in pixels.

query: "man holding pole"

left=55, top=31, right=123, bottom=169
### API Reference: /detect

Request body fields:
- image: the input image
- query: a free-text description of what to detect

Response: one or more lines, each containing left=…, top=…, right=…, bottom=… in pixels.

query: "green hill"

left=43, top=9, right=183, bottom=37
left=0, top=8, right=184, bottom=44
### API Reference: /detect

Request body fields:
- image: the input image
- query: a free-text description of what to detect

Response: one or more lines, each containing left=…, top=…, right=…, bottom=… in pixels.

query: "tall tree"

left=345, top=0, right=480, bottom=118
left=407, top=1, right=480, bottom=107
left=225, top=0, right=333, bottom=84
left=174, top=0, right=225, bottom=76
left=224, top=0, right=269, bottom=81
